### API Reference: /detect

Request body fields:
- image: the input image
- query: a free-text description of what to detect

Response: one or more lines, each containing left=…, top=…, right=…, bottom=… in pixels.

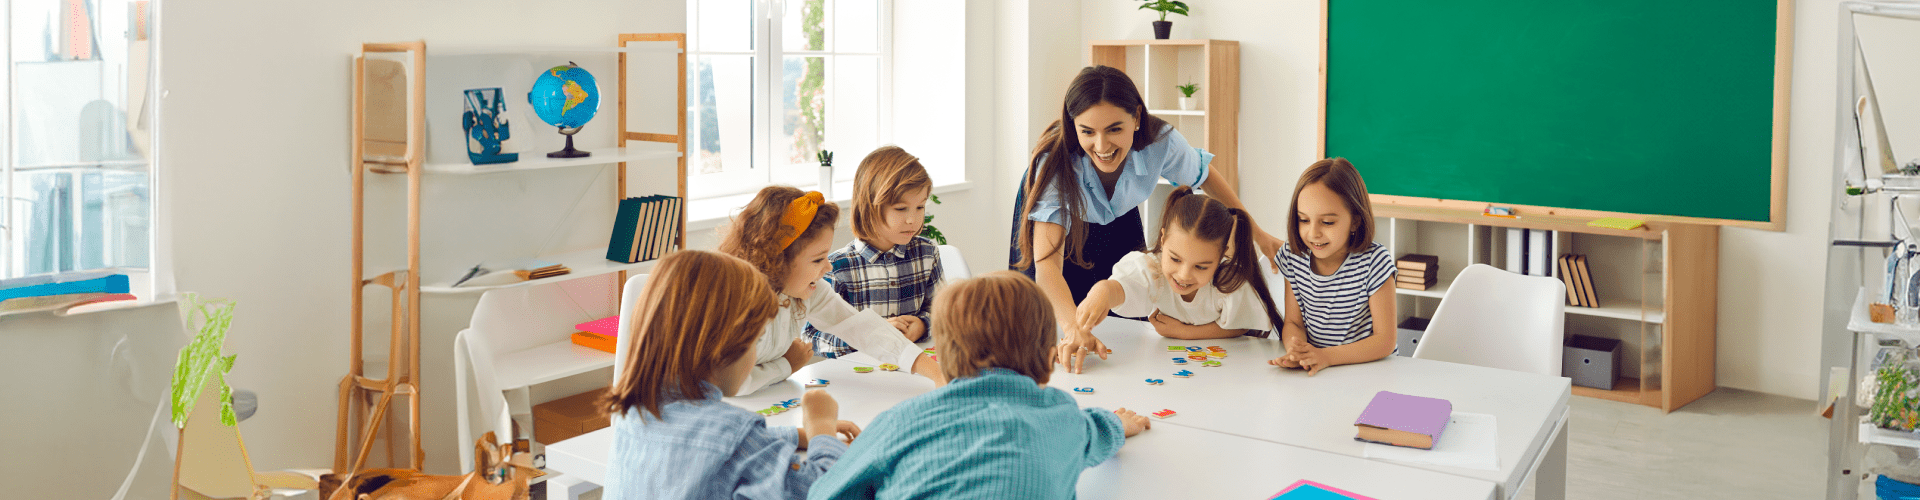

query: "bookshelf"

left=340, top=35, right=687, bottom=474
left=1379, top=204, right=1717, bottom=412
left=1088, top=39, right=1239, bottom=189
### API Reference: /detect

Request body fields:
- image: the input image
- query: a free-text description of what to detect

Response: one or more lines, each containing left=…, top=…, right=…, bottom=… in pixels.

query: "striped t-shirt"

left=1280, top=242, right=1395, bottom=348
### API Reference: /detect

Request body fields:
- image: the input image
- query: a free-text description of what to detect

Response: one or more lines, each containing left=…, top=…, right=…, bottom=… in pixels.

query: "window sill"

left=687, top=180, right=975, bottom=233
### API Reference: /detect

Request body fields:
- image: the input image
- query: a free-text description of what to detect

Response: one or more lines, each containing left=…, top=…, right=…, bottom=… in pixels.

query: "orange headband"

left=778, top=191, right=827, bottom=251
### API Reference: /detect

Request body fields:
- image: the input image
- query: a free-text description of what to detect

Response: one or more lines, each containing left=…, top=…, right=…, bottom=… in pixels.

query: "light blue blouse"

left=805, top=368, right=1126, bottom=500
left=603, top=382, right=848, bottom=500
left=1026, top=124, right=1212, bottom=230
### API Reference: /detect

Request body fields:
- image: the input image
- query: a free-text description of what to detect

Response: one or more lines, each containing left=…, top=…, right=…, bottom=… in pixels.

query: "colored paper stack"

left=1395, top=254, right=1439, bottom=291
left=1556, top=254, right=1599, bottom=307
left=0, top=270, right=136, bottom=314
left=569, top=316, right=620, bottom=353
left=607, top=195, right=684, bottom=264
left=510, top=259, right=571, bottom=280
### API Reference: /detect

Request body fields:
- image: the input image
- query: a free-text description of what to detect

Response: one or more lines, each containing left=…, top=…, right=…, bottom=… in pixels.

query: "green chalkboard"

left=1324, top=0, right=1785, bottom=225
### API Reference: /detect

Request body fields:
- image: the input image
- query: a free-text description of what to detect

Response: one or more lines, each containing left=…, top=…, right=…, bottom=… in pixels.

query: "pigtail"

left=1220, top=207, right=1282, bottom=338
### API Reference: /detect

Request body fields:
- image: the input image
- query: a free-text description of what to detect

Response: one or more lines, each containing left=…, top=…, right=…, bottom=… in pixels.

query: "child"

left=1068, top=186, right=1283, bottom=346
left=601, top=250, right=860, bottom=500
left=720, top=186, right=942, bottom=393
left=805, top=271, right=1151, bottom=499
left=1265, top=158, right=1397, bottom=375
left=804, top=145, right=944, bottom=358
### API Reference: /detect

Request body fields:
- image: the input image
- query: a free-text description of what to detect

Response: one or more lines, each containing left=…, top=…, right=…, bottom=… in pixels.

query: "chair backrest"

left=453, top=329, right=513, bottom=473
left=1411, top=263, right=1565, bottom=377
left=612, top=273, right=650, bottom=382
left=938, top=245, right=970, bottom=282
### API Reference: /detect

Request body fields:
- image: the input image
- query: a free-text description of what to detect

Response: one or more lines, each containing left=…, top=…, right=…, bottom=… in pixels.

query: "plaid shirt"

left=805, top=236, right=943, bottom=358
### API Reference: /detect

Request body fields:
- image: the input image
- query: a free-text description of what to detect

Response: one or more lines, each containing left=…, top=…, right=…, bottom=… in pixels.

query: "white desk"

left=1051, top=320, right=1570, bottom=500
left=547, top=350, right=1508, bottom=499
left=1079, top=424, right=1494, bottom=500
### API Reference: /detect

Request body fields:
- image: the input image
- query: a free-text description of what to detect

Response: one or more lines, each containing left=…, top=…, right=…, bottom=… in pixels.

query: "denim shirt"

left=604, top=382, right=848, bottom=500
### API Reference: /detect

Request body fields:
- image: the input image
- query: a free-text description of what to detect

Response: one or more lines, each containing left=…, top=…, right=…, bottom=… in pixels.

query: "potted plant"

left=920, top=194, right=946, bottom=245
left=817, top=150, right=834, bottom=200
left=1177, top=82, right=1199, bottom=111
left=1137, top=0, right=1190, bottom=40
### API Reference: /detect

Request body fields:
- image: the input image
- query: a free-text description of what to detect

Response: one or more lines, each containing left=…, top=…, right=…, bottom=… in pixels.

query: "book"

left=1587, top=217, right=1646, bottom=231
left=575, top=316, right=620, bottom=336
left=1574, top=255, right=1599, bottom=307
left=570, top=331, right=616, bottom=354
left=0, top=272, right=131, bottom=302
left=1395, top=280, right=1432, bottom=291
left=1528, top=229, right=1551, bottom=277
left=1269, top=480, right=1379, bottom=500
left=1396, top=254, right=1438, bottom=272
left=1354, top=391, right=1451, bottom=449
left=1557, top=255, right=1580, bottom=306
left=504, top=259, right=569, bottom=280
left=607, top=196, right=683, bottom=263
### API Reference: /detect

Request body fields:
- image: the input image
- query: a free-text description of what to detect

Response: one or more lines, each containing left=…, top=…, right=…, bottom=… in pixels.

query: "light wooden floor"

left=1516, top=387, right=1827, bottom=500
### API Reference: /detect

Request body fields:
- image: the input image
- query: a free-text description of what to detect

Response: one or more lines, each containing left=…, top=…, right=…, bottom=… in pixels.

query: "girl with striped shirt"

left=1268, top=158, right=1398, bottom=375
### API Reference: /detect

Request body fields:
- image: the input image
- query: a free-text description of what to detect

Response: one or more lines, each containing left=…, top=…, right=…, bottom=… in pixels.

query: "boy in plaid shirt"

left=806, top=146, right=945, bottom=358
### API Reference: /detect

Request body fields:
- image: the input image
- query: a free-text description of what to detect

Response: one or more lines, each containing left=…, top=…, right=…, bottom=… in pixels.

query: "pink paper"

left=576, top=316, right=620, bottom=336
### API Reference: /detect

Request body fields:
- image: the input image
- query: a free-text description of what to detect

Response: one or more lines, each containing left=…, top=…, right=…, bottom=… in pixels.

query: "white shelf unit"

left=343, top=36, right=687, bottom=474
left=1377, top=204, right=1716, bottom=412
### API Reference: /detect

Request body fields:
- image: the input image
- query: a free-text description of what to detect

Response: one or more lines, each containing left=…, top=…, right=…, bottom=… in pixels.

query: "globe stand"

left=547, top=128, right=590, bottom=159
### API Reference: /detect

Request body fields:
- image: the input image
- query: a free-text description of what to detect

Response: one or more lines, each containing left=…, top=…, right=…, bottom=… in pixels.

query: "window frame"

left=686, top=0, right=893, bottom=201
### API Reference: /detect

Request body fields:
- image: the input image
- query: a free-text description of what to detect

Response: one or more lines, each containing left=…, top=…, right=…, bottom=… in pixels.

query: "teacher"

left=1011, top=65, right=1282, bottom=373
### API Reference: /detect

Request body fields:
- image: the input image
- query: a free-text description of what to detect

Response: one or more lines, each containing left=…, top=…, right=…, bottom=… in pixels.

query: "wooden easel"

left=337, top=40, right=426, bottom=473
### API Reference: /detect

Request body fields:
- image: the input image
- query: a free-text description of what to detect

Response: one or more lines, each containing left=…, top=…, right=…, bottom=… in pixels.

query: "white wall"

left=158, top=0, right=683, bottom=474
left=1077, top=0, right=1848, bottom=401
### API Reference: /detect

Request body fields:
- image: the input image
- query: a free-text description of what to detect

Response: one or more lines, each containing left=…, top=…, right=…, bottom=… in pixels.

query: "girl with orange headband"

left=720, top=186, right=942, bottom=393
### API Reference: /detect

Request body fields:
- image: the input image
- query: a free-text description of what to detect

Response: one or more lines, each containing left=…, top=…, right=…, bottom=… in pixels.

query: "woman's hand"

left=1255, top=227, right=1285, bottom=273
left=1054, top=326, right=1109, bottom=374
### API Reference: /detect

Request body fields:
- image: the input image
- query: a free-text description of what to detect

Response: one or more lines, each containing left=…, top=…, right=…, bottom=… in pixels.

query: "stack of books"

left=1396, top=254, right=1439, bottom=291
left=1557, top=254, right=1599, bottom=307
left=608, top=195, right=684, bottom=264
left=0, top=270, right=137, bottom=314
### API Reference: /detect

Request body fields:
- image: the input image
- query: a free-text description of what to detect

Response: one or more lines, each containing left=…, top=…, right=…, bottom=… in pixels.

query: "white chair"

left=1412, top=263, right=1565, bottom=377
left=455, top=277, right=619, bottom=472
left=612, top=273, right=650, bottom=382
left=938, top=245, right=970, bottom=282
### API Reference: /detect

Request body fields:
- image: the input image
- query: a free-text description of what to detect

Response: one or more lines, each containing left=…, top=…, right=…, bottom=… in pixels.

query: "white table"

left=1051, top=320, right=1570, bottom=500
left=1078, top=424, right=1494, bottom=500
left=548, top=320, right=1562, bottom=499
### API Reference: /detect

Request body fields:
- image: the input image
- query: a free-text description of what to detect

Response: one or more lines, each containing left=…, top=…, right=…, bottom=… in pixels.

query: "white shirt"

left=744, top=278, right=914, bottom=393
left=1106, top=251, right=1275, bottom=333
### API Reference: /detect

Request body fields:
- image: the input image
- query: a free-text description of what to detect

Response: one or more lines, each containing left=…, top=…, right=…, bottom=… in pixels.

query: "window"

left=686, top=0, right=888, bottom=199
left=3, top=0, right=158, bottom=285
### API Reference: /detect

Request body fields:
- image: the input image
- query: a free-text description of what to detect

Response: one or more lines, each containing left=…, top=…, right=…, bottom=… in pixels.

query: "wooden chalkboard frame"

left=1316, top=0, right=1794, bottom=231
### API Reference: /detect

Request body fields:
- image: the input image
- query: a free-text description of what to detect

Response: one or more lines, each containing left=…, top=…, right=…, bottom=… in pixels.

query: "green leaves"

left=1177, top=82, right=1199, bottom=98
left=169, top=293, right=240, bottom=429
left=1137, top=0, right=1190, bottom=21
left=818, top=150, right=833, bottom=167
left=919, top=194, right=947, bottom=245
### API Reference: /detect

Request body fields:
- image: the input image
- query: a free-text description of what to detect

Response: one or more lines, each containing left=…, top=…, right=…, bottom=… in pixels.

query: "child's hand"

left=833, top=420, right=862, bottom=444
left=1114, top=408, right=1150, bottom=437
left=1268, top=354, right=1302, bottom=369
left=1072, top=301, right=1110, bottom=335
left=801, top=389, right=840, bottom=441
left=887, top=315, right=926, bottom=342
left=1284, top=337, right=1327, bottom=376
left=1146, top=310, right=1187, bottom=337
left=784, top=339, right=814, bottom=372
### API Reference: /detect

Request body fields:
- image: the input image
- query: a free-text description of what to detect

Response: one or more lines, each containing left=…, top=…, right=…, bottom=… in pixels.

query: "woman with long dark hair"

left=1012, top=65, right=1282, bottom=373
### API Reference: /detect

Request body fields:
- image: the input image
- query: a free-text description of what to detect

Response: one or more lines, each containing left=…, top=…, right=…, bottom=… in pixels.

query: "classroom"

left=1, top=0, right=1907, bottom=499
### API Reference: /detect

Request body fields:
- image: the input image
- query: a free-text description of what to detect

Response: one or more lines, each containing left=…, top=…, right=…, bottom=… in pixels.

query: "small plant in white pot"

left=1177, top=82, right=1199, bottom=111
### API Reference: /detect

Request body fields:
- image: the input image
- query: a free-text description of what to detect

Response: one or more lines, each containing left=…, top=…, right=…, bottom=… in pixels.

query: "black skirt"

left=1009, top=189, right=1147, bottom=304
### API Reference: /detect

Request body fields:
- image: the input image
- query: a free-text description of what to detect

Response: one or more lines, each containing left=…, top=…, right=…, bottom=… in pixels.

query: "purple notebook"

left=1354, top=391, right=1451, bottom=446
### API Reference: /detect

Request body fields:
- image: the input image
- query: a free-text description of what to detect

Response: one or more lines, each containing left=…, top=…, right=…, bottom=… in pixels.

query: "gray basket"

left=1563, top=334, right=1621, bottom=390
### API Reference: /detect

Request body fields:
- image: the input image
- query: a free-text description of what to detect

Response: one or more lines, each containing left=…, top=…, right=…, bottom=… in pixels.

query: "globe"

left=527, top=62, right=600, bottom=158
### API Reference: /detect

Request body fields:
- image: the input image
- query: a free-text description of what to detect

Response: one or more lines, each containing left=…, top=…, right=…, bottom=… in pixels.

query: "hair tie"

left=777, top=191, right=827, bottom=251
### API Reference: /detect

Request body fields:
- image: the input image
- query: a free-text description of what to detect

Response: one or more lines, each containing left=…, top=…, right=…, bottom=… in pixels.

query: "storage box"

left=533, top=388, right=611, bottom=444
left=1563, top=334, right=1621, bottom=390
left=1395, top=317, right=1429, bottom=357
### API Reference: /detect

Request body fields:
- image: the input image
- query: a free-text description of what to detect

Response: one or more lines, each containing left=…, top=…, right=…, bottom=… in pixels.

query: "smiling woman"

left=1010, top=65, right=1282, bottom=374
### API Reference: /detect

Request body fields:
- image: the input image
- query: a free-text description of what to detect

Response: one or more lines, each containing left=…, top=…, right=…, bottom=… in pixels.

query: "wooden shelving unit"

left=1379, top=204, right=1718, bottom=412
left=1088, top=39, right=1239, bottom=189
left=339, top=35, right=686, bottom=474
